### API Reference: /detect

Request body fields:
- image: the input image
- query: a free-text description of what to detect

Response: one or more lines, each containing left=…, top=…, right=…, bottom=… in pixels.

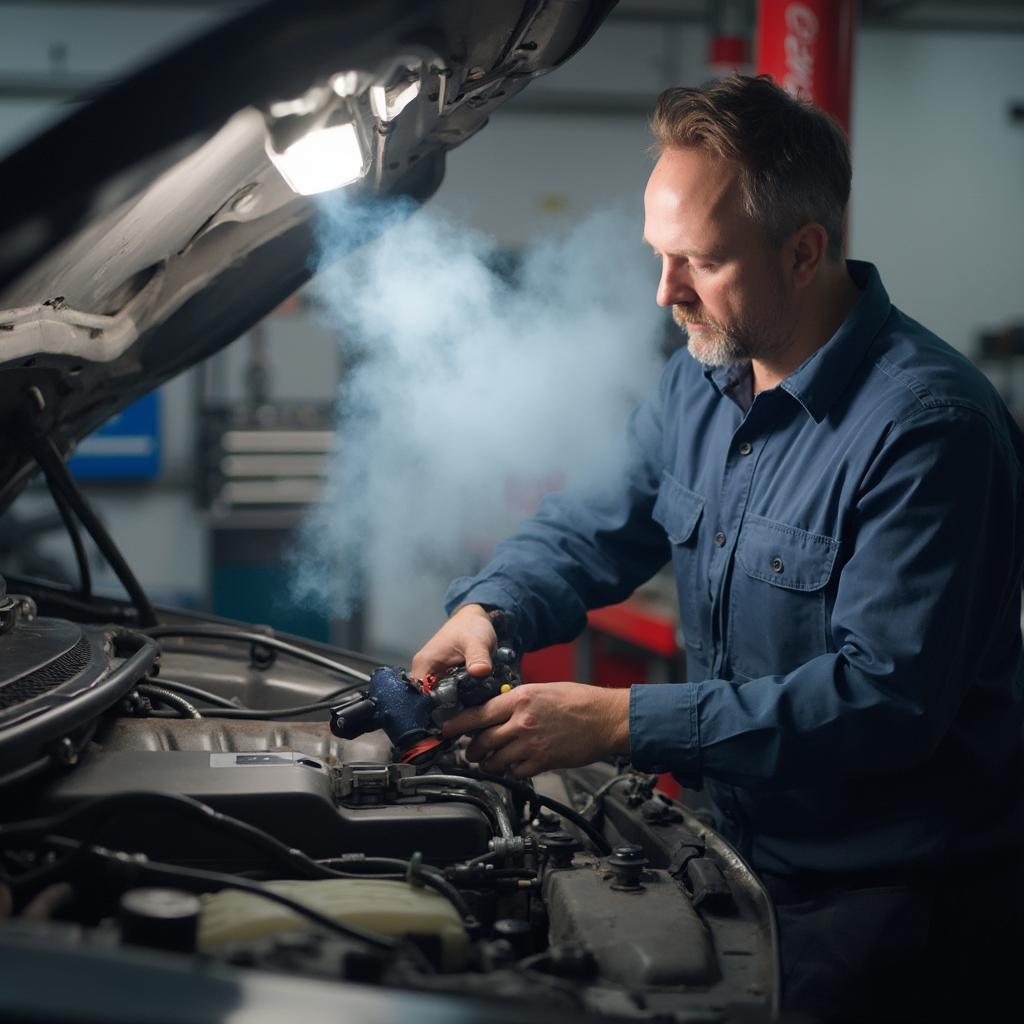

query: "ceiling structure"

left=0, top=0, right=1021, bottom=106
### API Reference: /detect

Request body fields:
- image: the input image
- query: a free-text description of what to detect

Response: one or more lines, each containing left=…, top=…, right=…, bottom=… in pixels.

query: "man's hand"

left=441, top=682, right=631, bottom=779
left=411, top=604, right=498, bottom=682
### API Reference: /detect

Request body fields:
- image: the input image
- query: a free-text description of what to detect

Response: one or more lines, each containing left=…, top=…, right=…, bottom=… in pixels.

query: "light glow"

left=268, top=86, right=328, bottom=119
left=369, top=79, right=421, bottom=122
left=331, top=71, right=367, bottom=98
left=268, top=122, right=367, bottom=196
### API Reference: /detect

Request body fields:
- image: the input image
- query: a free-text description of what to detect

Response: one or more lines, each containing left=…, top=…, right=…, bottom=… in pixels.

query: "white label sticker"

left=209, top=752, right=300, bottom=768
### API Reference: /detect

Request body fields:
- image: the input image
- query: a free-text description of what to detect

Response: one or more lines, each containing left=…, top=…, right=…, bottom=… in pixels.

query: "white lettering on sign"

left=782, top=3, right=819, bottom=101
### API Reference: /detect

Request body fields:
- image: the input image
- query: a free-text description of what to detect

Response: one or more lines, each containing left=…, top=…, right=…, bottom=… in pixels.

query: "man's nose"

left=656, top=260, right=697, bottom=308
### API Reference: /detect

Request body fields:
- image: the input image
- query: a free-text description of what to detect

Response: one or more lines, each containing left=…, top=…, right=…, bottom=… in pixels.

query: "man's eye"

left=694, top=262, right=717, bottom=273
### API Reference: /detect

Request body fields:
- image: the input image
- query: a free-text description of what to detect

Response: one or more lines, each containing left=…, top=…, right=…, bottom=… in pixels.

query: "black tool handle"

left=329, top=697, right=377, bottom=739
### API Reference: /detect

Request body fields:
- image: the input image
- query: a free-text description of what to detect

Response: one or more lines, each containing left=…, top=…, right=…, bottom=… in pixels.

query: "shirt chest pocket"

left=651, top=472, right=707, bottom=653
left=729, top=514, right=840, bottom=679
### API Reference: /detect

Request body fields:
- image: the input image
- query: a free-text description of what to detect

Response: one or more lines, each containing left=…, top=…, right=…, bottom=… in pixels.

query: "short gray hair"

left=651, top=74, right=851, bottom=261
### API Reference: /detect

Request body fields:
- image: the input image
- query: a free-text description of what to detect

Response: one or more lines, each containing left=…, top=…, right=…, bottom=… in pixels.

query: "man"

left=412, top=75, right=1024, bottom=1020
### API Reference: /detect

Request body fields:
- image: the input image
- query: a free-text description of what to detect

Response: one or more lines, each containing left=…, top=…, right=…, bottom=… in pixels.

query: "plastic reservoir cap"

left=198, top=878, right=468, bottom=971
left=120, top=887, right=201, bottom=953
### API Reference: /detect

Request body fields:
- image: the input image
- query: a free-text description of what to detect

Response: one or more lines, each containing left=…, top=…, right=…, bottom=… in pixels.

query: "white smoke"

left=289, top=193, right=666, bottom=649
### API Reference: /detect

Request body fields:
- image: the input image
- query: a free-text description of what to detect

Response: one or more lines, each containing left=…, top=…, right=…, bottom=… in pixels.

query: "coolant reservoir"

left=198, top=878, right=468, bottom=970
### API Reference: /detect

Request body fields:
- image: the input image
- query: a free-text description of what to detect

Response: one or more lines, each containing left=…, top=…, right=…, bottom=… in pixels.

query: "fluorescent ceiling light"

left=268, top=122, right=367, bottom=196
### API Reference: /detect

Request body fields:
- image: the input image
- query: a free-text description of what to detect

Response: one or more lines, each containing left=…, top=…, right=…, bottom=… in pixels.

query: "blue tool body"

left=329, top=649, right=521, bottom=760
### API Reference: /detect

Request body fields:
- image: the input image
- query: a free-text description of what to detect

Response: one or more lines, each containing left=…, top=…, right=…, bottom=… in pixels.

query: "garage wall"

left=0, top=1, right=225, bottom=150
left=850, top=28, right=1024, bottom=353
left=0, top=4, right=1021, bottom=630
left=432, top=24, right=1024, bottom=352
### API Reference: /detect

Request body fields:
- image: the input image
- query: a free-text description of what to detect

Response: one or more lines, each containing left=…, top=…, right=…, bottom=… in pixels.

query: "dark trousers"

left=762, top=857, right=1024, bottom=1022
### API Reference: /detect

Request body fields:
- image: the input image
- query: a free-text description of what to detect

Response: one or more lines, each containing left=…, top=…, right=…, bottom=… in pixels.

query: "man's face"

left=643, top=146, right=794, bottom=368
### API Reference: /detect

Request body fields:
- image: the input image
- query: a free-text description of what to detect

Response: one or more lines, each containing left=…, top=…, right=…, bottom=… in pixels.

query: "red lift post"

left=755, top=0, right=856, bottom=131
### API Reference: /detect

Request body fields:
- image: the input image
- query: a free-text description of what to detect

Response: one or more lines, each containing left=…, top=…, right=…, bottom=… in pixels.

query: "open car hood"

left=0, top=0, right=617, bottom=511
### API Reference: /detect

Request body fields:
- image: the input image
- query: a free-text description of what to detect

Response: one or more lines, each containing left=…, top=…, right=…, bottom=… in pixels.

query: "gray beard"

left=684, top=324, right=751, bottom=368
left=674, top=305, right=789, bottom=369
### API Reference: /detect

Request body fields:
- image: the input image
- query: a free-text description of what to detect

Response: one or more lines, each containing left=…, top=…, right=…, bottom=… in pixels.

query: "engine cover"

left=42, top=739, right=492, bottom=867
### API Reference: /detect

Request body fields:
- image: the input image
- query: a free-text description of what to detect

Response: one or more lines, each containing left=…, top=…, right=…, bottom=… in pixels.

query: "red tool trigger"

left=401, top=738, right=443, bottom=764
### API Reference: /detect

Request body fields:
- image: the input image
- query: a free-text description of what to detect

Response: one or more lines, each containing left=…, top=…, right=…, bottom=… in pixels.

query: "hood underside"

left=0, top=0, right=616, bottom=512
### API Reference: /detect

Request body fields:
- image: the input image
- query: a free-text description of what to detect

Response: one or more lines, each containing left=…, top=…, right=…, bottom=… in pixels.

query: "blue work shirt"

left=446, top=261, right=1024, bottom=877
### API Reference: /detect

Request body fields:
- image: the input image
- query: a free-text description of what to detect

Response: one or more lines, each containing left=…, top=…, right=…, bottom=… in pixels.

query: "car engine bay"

left=0, top=586, right=778, bottom=1023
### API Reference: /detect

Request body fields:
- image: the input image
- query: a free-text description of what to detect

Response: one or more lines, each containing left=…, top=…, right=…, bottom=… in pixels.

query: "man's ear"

left=789, top=222, right=829, bottom=288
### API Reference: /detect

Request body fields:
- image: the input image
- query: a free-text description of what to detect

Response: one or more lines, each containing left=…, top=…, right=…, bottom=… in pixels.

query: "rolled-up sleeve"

left=629, top=679, right=702, bottom=788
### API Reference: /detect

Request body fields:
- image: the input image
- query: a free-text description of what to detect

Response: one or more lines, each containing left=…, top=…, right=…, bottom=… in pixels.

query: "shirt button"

left=771, top=556, right=784, bottom=573
left=738, top=441, right=752, bottom=456
left=714, top=531, right=727, bottom=547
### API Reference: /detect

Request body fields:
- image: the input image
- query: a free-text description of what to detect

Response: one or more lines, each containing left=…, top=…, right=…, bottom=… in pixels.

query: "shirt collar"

left=703, top=362, right=743, bottom=396
left=702, top=260, right=893, bottom=422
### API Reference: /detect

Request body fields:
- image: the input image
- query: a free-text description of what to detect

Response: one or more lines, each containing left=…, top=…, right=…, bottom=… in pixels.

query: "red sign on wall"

left=755, top=0, right=856, bottom=130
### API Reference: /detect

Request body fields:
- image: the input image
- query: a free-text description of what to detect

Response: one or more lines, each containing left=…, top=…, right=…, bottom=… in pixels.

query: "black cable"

left=464, top=850, right=501, bottom=868
left=312, top=858, right=473, bottom=921
left=141, top=696, right=349, bottom=720
left=517, top=951, right=552, bottom=971
left=315, top=857, right=473, bottom=920
left=26, top=434, right=156, bottom=626
left=151, top=619, right=376, bottom=669
left=579, top=771, right=647, bottom=822
left=144, top=625, right=371, bottom=686
left=40, top=837, right=402, bottom=955
left=138, top=677, right=364, bottom=717
left=0, top=754, right=52, bottom=792
left=401, top=790, right=503, bottom=837
left=147, top=678, right=240, bottom=710
left=0, top=575, right=137, bottom=624
left=137, top=683, right=201, bottom=719
left=0, top=793, right=335, bottom=882
left=318, top=856, right=427, bottom=873
left=0, top=792, right=471, bottom=922
left=512, top=956, right=587, bottom=1006
left=453, top=769, right=612, bottom=855
left=50, top=487, right=91, bottom=596
left=416, top=869, right=474, bottom=919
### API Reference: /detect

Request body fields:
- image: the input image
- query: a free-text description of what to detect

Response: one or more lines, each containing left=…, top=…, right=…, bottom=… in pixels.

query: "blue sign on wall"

left=68, top=393, right=161, bottom=481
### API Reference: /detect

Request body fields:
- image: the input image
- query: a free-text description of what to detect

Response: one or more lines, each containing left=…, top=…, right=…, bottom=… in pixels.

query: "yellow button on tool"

left=500, top=684, right=512, bottom=693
